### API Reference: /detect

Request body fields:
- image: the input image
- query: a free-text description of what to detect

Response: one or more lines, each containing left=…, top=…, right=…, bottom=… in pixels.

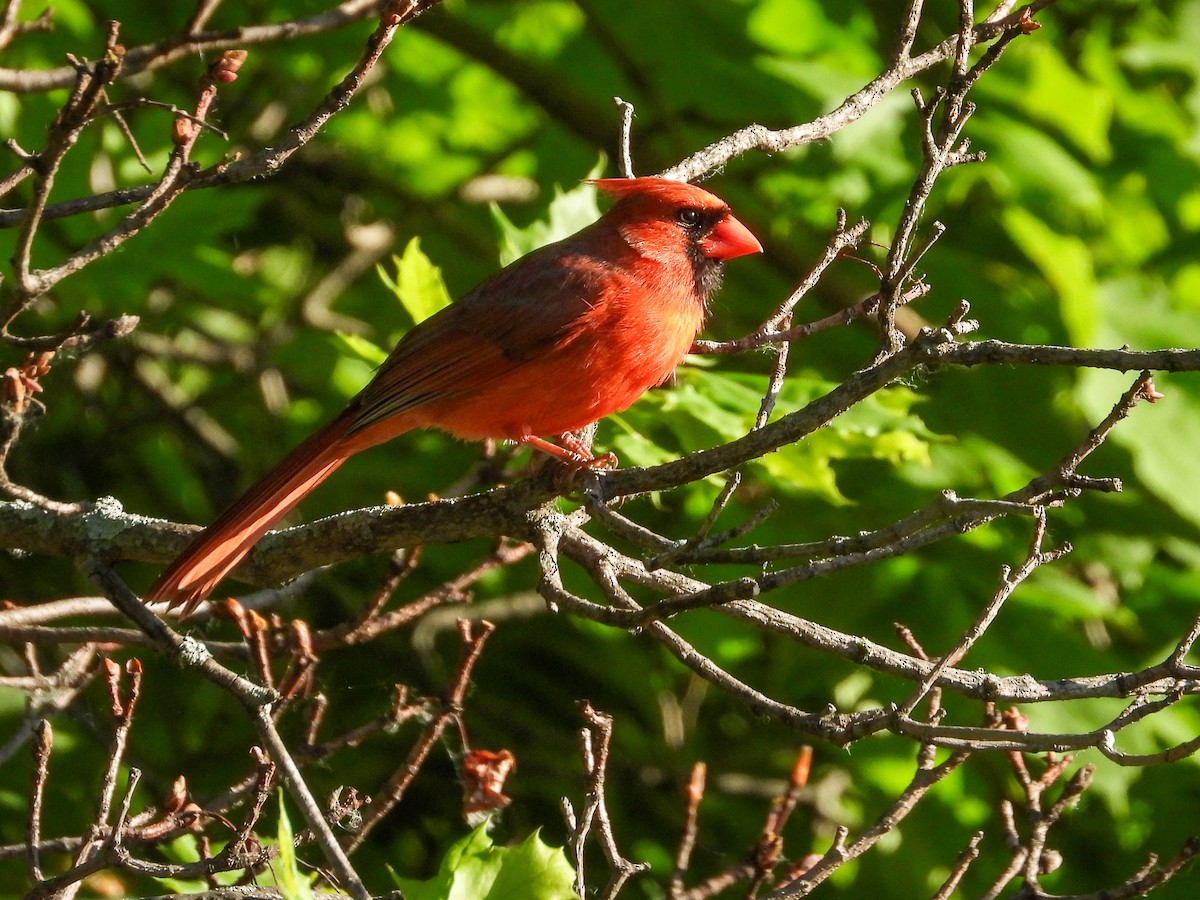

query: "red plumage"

left=147, top=177, right=761, bottom=612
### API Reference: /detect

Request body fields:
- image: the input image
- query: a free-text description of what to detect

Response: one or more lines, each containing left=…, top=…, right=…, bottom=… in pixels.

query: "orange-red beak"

left=701, top=213, right=763, bottom=261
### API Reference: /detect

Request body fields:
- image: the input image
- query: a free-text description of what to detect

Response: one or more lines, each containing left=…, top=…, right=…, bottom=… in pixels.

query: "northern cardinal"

left=147, top=177, right=761, bottom=612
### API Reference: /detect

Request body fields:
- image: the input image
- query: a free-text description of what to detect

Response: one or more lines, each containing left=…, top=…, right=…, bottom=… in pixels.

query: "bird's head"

left=591, top=176, right=762, bottom=300
left=593, top=176, right=762, bottom=259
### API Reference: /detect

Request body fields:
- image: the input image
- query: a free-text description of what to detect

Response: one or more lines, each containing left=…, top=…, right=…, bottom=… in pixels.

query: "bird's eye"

left=676, top=208, right=702, bottom=228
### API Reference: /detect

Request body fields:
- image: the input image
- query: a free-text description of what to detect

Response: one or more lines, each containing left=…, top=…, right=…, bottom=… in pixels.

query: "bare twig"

left=931, top=831, right=984, bottom=900
left=668, top=762, right=707, bottom=899
left=614, top=96, right=636, bottom=179
left=83, top=561, right=367, bottom=900
left=694, top=212, right=870, bottom=355
left=663, top=1, right=1055, bottom=181
left=0, top=1, right=50, bottom=52
left=768, top=752, right=970, bottom=898
left=26, top=720, right=51, bottom=884
left=345, top=619, right=494, bottom=852
left=0, top=0, right=402, bottom=92
left=568, top=704, right=648, bottom=899
left=898, top=509, right=1069, bottom=716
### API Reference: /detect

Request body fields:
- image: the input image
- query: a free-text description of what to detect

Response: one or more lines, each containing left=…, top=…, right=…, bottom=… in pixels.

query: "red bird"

left=147, top=177, right=761, bottom=612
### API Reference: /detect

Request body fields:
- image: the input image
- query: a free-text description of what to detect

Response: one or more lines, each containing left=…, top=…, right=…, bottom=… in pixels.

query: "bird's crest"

left=590, top=176, right=726, bottom=210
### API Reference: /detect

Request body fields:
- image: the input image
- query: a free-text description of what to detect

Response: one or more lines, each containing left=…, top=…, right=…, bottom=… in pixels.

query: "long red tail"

left=147, top=411, right=360, bottom=614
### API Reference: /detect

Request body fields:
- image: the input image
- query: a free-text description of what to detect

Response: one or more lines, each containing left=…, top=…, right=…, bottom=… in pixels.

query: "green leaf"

left=976, top=116, right=1107, bottom=223
left=490, top=160, right=605, bottom=265
left=381, top=236, right=453, bottom=326
left=391, top=825, right=577, bottom=900
left=1002, top=206, right=1098, bottom=346
left=1082, top=370, right=1200, bottom=533
left=1017, top=566, right=1138, bottom=627
left=332, top=330, right=389, bottom=367
left=157, top=835, right=241, bottom=893
left=496, top=0, right=585, bottom=58
left=275, top=794, right=315, bottom=900
left=1022, top=44, right=1114, bottom=163
left=746, top=0, right=830, bottom=56
left=605, top=421, right=679, bottom=469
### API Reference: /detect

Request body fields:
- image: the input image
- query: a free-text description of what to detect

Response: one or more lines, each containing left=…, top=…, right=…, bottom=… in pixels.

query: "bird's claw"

left=580, top=451, right=618, bottom=471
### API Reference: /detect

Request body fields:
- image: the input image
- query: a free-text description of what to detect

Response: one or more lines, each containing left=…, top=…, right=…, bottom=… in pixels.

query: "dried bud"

left=27, top=351, right=54, bottom=377
left=172, top=116, right=197, bottom=146
left=219, top=597, right=251, bottom=636
left=211, top=49, right=248, bottom=84
left=1000, top=707, right=1030, bottom=732
left=3, top=368, right=26, bottom=413
left=291, top=619, right=314, bottom=659
left=164, top=776, right=189, bottom=813
left=1039, top=848, right=1063, bottom=874
left=1140, top=378, right=1165, bottom=403
left=790, top=746, right=814, bottom=788
left=246, top=608, right=269, bottom=635
left=2, top=351, right=54, bottom=415
left=462, top=749, right=516, bottom=817
left=384, top=1, right=410, bottom=28
left=102, top=658, right=123, bottom=717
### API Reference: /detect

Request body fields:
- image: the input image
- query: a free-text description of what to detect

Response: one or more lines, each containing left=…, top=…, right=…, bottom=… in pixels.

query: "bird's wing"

left=347, top=243, right=614, bottom=434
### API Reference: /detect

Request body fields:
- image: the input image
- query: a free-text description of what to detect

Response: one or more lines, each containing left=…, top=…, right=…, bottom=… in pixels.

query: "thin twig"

left=614, top=96, right=636, bottom=178
left=26, top=720, right=51, bottom=883
left=569, top=704, right=648, bottom=899
left=83, top=561, right=368, bottom=899
left=669, top=762, right=706, bottom=899
left=344, top=619, right=494, bottom=852
left=898, top=509, right=1068, bottom=716
left=0, top=0, right=402, bottom=92
left=768, top=752, right=970, bottom=898
left=931, top=831, right=984, bottom=900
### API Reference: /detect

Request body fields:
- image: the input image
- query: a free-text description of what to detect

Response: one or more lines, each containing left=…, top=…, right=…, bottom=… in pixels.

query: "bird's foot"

left=520, top=433, right=618, bottom=471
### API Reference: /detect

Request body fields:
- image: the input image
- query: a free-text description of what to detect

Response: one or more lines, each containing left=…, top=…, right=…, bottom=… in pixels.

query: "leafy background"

left=2, top=0, right=1200, bottom=896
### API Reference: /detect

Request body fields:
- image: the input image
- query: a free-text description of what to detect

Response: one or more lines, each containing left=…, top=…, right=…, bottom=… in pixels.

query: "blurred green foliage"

left=3, top=0, right=1200, bottom=897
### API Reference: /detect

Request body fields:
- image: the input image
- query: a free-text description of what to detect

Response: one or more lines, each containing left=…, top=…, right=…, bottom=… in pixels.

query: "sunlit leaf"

left=391, top=826, right=577, bottom=900
left=490, top=160, right=605, bottom=265
left=332, top=331, right=389, bottom=367
left=381, top=237, right=454, bottom=326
